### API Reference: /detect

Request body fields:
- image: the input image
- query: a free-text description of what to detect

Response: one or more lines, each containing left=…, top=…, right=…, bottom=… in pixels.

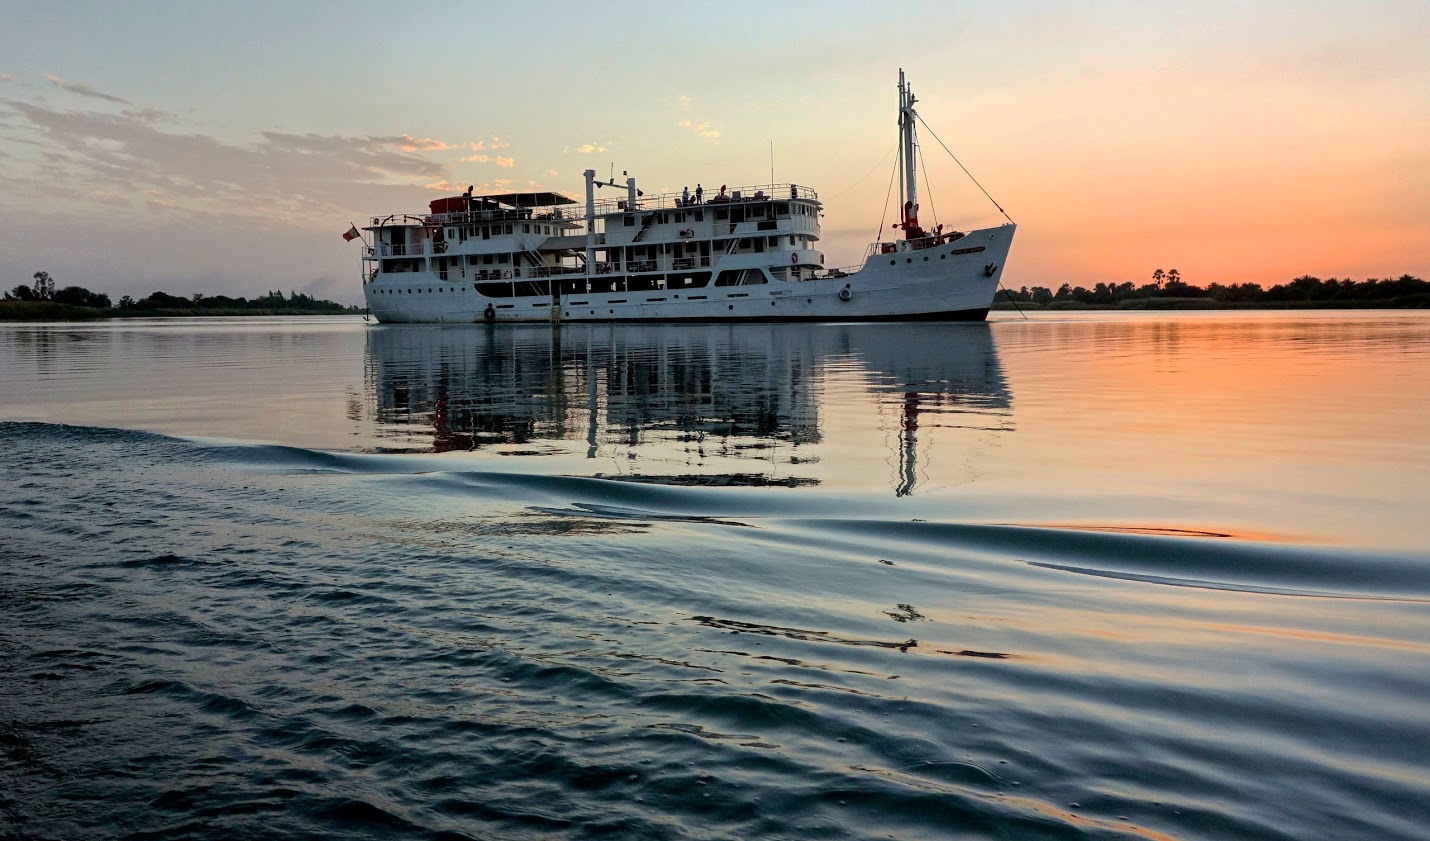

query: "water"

left=1, top=313, right=1427, bottom=840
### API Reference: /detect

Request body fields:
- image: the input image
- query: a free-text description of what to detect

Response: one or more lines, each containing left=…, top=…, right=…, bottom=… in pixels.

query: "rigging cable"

left=915, top=138, right=938, bottom=230
left=916, top=113, right=1014, bottom=225
left=875, top=145, right=900, bottom=245
left=827, top=142, right=898, bottom=201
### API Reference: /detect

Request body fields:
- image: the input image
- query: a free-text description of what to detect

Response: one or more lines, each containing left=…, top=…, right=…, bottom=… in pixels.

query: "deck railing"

left=591, top=183, right=818, bottom=217
left=864, top=231, right=967, bottom=258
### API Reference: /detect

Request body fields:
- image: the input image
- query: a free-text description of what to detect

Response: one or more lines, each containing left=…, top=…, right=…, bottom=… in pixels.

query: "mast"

left=583, top=168, right=596, bottom=292
left=898, top=69, right=919, bottom=238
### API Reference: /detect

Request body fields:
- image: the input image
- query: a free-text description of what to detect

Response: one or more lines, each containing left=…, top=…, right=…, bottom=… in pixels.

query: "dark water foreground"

left=3, top=421, right=1427, bottom=841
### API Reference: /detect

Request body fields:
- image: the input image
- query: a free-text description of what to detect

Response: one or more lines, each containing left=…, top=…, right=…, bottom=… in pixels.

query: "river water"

left=1, top=312, right=1427, bottom=840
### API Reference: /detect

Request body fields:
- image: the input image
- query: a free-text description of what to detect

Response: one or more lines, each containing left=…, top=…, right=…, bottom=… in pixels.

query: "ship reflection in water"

left=364, top=323, right=1012, bottom=495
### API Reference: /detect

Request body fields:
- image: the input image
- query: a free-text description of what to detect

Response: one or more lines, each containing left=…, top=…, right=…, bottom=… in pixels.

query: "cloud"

left=375, top=134, right=456, bottom=152
left=0, top=97, right=455, bottom=225
left=460, top=152, right=515, bottom=167
left=575, top=143, right=606, bottom=154
left=677, top=95, right=691, bottom=111
left=544, top=169, right=558, bottom=177
left=0, top=74, right=13, bottom=83
left=676, top=118, right=721, bottom=143
left=44, top=73, right=132, bottom=106
left=469, top=135, right=510, bottom=151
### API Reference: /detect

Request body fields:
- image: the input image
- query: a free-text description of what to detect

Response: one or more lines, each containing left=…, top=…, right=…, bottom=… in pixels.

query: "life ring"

left=896, top=240, right=910, bottom=253
left=791, top=252, right=799, bottom=265
left=503, top=270, right=513, bottom=280
left=838, top=286, right=853, bottom=302
left=483, top=304, right=496, bottom=321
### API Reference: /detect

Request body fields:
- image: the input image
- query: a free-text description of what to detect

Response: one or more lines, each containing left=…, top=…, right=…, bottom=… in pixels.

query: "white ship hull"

left=364, top=224, right=1013, bottom=324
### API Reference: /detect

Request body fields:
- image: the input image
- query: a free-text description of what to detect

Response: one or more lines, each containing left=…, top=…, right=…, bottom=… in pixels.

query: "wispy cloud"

left=676, top=118, right=721, bottom=144
left=0, top=97, right=455, bottom=224
left=469, top=135, right=510, bottom=152
left=677, top=95, right=691, bottom=111
left=574, top=143, right=606, bottom=154
left=382, top=134, right=457, bottom=152
left=460, top=152, right=515, bottom=167
left=44, top=73, right=132, bottom=106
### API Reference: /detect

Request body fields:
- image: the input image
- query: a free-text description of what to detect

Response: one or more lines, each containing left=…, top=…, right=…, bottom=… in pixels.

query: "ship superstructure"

left=357, top=71, right=1015, bottom=323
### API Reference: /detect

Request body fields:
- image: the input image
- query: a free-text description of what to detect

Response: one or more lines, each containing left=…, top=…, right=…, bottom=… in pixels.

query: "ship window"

left=523, top=224, right=530, bottom=233
left=776, top=202, right=789, bottom=216
left=624, top=215, right=635, bottom=227
left=715, top=209, right=728, bottom=220
left=504, top=224, right=513, bottom=234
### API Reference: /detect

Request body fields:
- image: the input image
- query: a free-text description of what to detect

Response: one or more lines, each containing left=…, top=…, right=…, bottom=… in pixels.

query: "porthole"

left=906, top=258, right=912, bottom=264
left=940, top=254, right=946, bottom=259
left=923, top=256, right=929, bottom=261
left=771, top=301, right=776, bottom=306
left=728, top=304, right=734, bottom=310
left=564, top=311, right=569, bottom=316
left=889, top=260, right=896, bottom=266
left=609, top=309, right=614, bottom=314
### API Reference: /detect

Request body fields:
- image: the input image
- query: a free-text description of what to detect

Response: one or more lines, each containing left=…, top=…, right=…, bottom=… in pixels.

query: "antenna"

left=769, top=140, right=775, bottom=187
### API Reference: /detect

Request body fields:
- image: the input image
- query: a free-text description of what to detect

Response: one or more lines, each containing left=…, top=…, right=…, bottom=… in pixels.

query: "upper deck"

left=591, top=183, right=818, bottom=217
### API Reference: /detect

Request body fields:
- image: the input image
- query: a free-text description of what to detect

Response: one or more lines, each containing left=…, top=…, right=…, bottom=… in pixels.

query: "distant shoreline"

left=991, top=298, right=1429, bottom=311
left=0, top=301, right=362, bottom=321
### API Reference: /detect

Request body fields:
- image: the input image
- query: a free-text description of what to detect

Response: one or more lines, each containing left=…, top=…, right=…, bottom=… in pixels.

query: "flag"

left=342, top=224, right=362, bottom=242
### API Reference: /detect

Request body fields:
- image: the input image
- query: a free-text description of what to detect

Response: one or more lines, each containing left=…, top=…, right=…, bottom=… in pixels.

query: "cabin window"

left=624, top=215, right=635, bottom=227
left=715, top=209, right=728, bottom=220
left=523, top=224, right=530, bottom=233
left=776, top=202, right=789, bottom=216
left=695, top=211, right=703, bottom=221
left=504, top=224, right=513, bottom=234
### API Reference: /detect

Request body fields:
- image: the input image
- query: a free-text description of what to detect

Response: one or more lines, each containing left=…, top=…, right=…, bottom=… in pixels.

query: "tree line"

left=5, top=272, right=357, bottom=314
left=1002, top=270, right=1429, bottom=307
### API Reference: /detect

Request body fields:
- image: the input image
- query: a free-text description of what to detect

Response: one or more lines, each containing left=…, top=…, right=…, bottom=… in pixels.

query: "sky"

left=1, top=0, right=1426, bottom=303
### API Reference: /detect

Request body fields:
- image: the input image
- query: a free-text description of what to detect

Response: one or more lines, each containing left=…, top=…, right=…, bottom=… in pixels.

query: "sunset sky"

left=1, top=0, right=1426, bottom=302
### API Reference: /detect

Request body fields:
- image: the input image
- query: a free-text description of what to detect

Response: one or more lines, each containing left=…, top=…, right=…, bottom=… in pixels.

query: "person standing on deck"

left=695, top=184, right=703, bottom=204
left=682, top=186, right=690, bottom=206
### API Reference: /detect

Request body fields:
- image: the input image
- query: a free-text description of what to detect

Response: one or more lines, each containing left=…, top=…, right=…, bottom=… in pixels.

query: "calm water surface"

left=1, top=312, right=1427, bottom=840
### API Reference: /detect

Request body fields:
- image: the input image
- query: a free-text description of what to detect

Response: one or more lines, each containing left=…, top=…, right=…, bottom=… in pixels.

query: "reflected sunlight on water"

left=1, top=312, right=1427, bottom=840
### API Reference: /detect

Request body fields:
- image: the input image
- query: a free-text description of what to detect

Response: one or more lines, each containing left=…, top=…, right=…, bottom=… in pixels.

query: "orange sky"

left=0, top=2, right=1426, bottom=300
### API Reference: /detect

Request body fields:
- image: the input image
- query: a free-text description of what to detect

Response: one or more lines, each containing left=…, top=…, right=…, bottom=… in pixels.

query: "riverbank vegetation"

left=996, top=271, right=1429, bottom=310
left=3, top=273, right=359, bottom=320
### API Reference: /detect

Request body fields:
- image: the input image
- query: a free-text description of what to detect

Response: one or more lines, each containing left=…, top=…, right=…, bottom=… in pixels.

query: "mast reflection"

left=364, top=323, right=1011, bottom=494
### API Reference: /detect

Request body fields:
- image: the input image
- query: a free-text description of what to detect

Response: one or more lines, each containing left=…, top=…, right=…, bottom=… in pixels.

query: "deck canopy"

left=476, top=191, right=578, bottom=207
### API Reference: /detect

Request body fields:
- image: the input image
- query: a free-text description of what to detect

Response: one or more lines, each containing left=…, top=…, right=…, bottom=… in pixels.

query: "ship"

left=356, top=71, right=1015, bottom=324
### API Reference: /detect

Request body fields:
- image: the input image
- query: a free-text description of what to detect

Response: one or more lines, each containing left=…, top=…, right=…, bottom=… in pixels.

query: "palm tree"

left=1167, top=268, right=1181, bottom=285
left=1152, top=268, right=1165, bottom=288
